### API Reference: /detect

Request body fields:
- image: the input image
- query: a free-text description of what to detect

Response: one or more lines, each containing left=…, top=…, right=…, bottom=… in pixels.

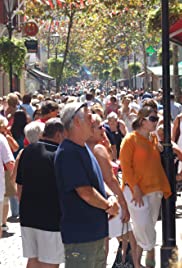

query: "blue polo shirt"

left=54, top=139, right=108, bottom=244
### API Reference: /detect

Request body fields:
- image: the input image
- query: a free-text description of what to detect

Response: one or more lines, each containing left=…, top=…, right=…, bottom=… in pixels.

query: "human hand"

left=131, top=185, right=144, bottom=207
left=121, top=206, right=130, bottom=223
left=157, top=142, right=164, bottom=152
left=106, top=196, right=119, bottom=219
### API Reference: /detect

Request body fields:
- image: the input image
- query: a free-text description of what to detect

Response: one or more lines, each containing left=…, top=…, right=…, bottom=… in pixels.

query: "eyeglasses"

left=144, top=115, right=159, bottom=122
left=70, top=102, right=88, bottom=121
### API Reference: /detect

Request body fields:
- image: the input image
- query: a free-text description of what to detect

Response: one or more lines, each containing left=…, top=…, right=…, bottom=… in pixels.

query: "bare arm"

left=171, top=115, right=180, bottom=142
left=6, top=134, right=19, bottom=153
left=93, top=144, right=130, bottom=222
left=76, top=185, right=119, bottom=217
left=17, top=184, right=22, bottom=201
left=5, top=161, right=15, bottom=175
left=172, top=140, right=182, bottom=161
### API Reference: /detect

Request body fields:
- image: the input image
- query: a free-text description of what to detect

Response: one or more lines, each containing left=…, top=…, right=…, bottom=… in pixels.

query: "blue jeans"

left=10, top=196, right=19, bottom=217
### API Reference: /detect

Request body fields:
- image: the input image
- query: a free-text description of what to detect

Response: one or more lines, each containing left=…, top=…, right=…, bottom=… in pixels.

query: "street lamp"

left=133, top=52, right=137, bottom=90
left=51, top=32, right=60, bottom=92
left=3, top=0, right=16, bottom=92
left=161, top=0, right=176, bottom=267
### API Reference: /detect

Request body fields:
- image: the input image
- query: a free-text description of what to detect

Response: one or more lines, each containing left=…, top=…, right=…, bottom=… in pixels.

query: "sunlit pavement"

left=107, top=196, right=182, bottom=268
left=0, top=197, right=182, bottom=268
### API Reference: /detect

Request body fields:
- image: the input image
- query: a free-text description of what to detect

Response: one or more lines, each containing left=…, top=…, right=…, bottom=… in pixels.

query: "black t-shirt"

left=16, top=139, right=60, bottom=231
left=104, top=123, right=124, bottom=158
left=103, top=123, right=116, bottom=145
left=111, top=127, right=124, bottom=159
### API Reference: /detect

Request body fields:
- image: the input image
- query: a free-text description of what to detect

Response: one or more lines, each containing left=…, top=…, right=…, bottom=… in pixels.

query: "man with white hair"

left=55, top=102, right=119, bottom=268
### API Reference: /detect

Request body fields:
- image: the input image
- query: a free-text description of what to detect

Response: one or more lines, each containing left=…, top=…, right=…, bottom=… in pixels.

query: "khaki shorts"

left=4, top=171, right=16, bottom=197
left=65, top=238, right=106, bottom=268
left=21, top=227, right=65, bottom=264
left=0, top=201, right=3, bottom=225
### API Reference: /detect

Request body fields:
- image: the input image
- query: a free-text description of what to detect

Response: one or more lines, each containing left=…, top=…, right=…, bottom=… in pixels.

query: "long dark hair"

left=11, top=110, right=27, bottom=140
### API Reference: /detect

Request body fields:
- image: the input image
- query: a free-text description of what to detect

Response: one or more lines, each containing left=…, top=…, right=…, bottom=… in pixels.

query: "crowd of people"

left=0, top=80, right=181, bottom=268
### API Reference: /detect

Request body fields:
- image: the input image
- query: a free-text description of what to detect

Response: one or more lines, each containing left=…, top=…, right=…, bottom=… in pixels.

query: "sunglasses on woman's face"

left=98, top=125, right=103, bottom=130
left=144, top=115, right=159, bottom=122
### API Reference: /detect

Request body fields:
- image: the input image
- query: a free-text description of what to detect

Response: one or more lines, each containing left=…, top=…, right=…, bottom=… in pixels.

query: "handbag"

left=112, top=223, right=134, bottom=268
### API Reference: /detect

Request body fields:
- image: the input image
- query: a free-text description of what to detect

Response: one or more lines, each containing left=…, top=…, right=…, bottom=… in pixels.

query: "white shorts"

left=0, top=201, right=3, bottom=225
left=109, top=206, right=132, bottom=238
left=21, top=227, right=65, bottom=264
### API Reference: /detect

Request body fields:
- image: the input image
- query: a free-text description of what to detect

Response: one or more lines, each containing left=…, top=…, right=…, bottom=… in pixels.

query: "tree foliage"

left=24, top=0, right=162, bottom=83
left=157, top=47, right=173, bottom=65
left=128, top=62, right=142, bottom=75
left=111, top=67, right=121, bottom=81
left=47, top=57, right=63, bottom=79
left=0, top=37, right=27, bottom=77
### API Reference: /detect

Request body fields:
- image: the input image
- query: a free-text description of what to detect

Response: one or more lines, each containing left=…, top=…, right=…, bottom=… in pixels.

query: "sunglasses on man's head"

left=70, top=102, right=88, bottom=121
left=144, top=115, right=159, bottom=122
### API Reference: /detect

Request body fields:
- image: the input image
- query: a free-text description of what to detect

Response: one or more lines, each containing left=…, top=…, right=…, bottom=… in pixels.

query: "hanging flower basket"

left=0, top=37, right=27, bottom=77
left=147, top=3, right=182, bottom=33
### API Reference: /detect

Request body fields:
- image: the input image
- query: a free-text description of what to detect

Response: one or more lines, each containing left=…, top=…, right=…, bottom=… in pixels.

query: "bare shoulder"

left=93, top=144, right=108, bottom=157
left=176, top=113, right=182, bottom=120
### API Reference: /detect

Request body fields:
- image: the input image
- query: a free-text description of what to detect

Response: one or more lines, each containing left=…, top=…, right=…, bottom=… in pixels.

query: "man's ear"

left=74, top=116, right=81, bottom=127
left=54, top=131, right=64, bottom=144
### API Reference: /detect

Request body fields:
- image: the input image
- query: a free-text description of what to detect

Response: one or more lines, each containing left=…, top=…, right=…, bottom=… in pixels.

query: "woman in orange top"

left=119, top=106, right=171, bottom=268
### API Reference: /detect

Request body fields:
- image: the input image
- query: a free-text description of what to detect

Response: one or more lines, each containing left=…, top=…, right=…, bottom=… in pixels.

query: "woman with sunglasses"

left=119, top=106, right=171, bottom=268
left=87, top=114, right=141, bottom=268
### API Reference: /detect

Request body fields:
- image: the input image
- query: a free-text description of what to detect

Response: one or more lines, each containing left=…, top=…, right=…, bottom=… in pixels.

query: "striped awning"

left=169, top=18, right=182, bottom=46
left=33, top=0, right=91, bottom=9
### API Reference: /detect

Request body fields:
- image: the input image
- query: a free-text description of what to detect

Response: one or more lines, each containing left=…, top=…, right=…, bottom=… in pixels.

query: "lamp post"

left=161, top=0, right=176, bottom=267
left=3, top=0, right=16, bottom=93
left=134, top=52, right=137, bottom=90
left=51, top=32, right=60, bottom=92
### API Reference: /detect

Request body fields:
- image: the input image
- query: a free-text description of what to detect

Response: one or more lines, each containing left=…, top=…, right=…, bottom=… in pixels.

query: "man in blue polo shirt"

left=55, top=102, right=119, bottom=268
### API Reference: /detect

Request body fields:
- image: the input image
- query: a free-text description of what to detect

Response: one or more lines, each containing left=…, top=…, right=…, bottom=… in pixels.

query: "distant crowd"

left=0, top=80, right=182, bottom=268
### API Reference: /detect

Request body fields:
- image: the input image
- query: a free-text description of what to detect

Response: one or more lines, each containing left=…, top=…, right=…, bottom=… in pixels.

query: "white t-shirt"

left=0, top=133, right=14, bottom=201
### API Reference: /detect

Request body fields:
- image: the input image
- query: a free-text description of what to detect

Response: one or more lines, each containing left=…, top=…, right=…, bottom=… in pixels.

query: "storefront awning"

left=27, top=68, right=54, bottom=81
left=169, top=18, right=182, bottom=45
left=148, top=64, right=182, bottom=76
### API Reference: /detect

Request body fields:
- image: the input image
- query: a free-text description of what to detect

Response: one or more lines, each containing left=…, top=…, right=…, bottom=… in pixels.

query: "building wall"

left=0, top=0, right=5, bottom=24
